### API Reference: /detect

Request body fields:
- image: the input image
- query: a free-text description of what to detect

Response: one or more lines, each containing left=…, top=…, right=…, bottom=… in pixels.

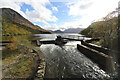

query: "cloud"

left=67, top=0, right=119, bottom=28
left=58, top=20, right=83, bottom=31
left=40, top=24, right=60, bottom=30
left=0, top=0, right=58, bottom=25
left=52, top=7, right=58, bottom=12
left=23, top=0, right=58, bottom=23
left=42, top=0, right=119, bottom=30
left=68, top=0, right=93, bottom=16
left=0, top=0, right=119, bottom=30
left=42, top=20, right=83, bottom=31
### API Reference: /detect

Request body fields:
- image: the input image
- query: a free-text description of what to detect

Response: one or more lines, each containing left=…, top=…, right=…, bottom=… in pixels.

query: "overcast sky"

left=0, top=0, right=119, bottom=30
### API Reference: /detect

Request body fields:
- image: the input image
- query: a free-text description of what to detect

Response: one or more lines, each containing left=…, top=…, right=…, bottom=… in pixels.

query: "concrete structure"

left=81, top=40, right=110, bottom=55
left=77, top=41, right=115, bottom=73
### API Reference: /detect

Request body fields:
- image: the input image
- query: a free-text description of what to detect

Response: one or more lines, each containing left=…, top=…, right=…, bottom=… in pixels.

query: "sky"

left=0, top=0, right=119, bottom=31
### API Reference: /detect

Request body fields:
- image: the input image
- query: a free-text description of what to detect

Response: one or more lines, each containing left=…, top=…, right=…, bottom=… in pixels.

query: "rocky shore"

left=32, top=47, right=46, bottom=80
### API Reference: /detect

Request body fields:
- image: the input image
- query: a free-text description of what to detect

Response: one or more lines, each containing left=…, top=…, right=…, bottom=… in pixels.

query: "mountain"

left=53, top=30, right=64, bottom=33
left=80, top=13, right=118, bottom=49
left=52, top=28, right=84, bottom=33
left=63, top=28, right=84, bottom=33
left=1, top=8, right=51, bottom=35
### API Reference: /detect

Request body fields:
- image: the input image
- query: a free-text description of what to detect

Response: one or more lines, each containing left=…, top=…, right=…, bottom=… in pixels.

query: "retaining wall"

left=81, top=40, right=110, bottom=55
left=84, top=38, right=100, bottom=43
left=77, top=44, right=114, bottom=73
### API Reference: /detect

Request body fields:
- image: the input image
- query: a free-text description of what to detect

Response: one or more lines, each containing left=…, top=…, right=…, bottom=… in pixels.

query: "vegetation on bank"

left=2, top=36, right=39, bottom=78
left=1, top=15, right=47, bottom=78
left=80, top=14, right=119, bottom=51
left=1, top=8, right=52, bottom=36
left=1, top=8, right=48, bottom=79
left=2, top=17, right=51, bottom=36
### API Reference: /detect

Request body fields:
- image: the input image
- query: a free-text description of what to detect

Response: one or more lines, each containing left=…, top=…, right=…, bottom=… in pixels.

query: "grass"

left=2, top=54, right=22, bottom=65
left=2, top=36, right=37, bottom=78
left=2, top=48, right=21, bottom=65
left=5, top=55, right=34, bottom=78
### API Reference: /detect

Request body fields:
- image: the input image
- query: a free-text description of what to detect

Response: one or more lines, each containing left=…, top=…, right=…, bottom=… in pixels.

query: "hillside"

left=80, top=14, right=119, bottom=50
left=1, top=8, right=47, bottom=79
left=1, top=8, right=51, bottom=35
left=64, top=28, right=84, bottom=33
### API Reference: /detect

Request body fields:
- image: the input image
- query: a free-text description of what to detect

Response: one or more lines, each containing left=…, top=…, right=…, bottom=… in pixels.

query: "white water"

left=35, top=34, right=117, bottom=79
left=40, top=43, right=110, bottom=79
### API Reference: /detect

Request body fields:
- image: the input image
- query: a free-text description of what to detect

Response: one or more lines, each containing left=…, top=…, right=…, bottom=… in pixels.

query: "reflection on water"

left=40, top=43, right=111, bottom=79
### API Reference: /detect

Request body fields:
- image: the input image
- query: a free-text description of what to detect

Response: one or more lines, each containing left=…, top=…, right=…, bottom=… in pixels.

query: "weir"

left=39, top=35, right=89, bottom=45
left=32, top=35, right=115, bottom=73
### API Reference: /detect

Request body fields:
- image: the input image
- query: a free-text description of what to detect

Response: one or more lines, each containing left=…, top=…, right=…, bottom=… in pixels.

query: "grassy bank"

left=2, top=35, right=44, bottom=79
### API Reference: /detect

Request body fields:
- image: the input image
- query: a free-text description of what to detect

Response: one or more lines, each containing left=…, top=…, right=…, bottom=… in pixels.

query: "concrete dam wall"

left=81, top=40, right=110, bottom=55
left=77, top=40, right=115, bottom=73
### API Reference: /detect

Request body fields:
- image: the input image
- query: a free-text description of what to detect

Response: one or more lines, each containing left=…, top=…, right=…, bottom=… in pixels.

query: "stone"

left=38, top=67, right=43, bottom=69
left=37, top=70, right=43, bottom=74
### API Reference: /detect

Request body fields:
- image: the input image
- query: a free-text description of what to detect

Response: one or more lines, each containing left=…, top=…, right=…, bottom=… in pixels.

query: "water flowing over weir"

left=40, top=41, right=111, bottom=79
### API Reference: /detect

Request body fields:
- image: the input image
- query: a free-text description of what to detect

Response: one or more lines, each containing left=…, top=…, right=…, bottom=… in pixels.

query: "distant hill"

left=52, top=30, right=64, bottom=33
left=1, top=8, right=51, bottom=35
left=52, top=28, right=84, bottom=33
left=63, top=28, right=84, bottom=33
